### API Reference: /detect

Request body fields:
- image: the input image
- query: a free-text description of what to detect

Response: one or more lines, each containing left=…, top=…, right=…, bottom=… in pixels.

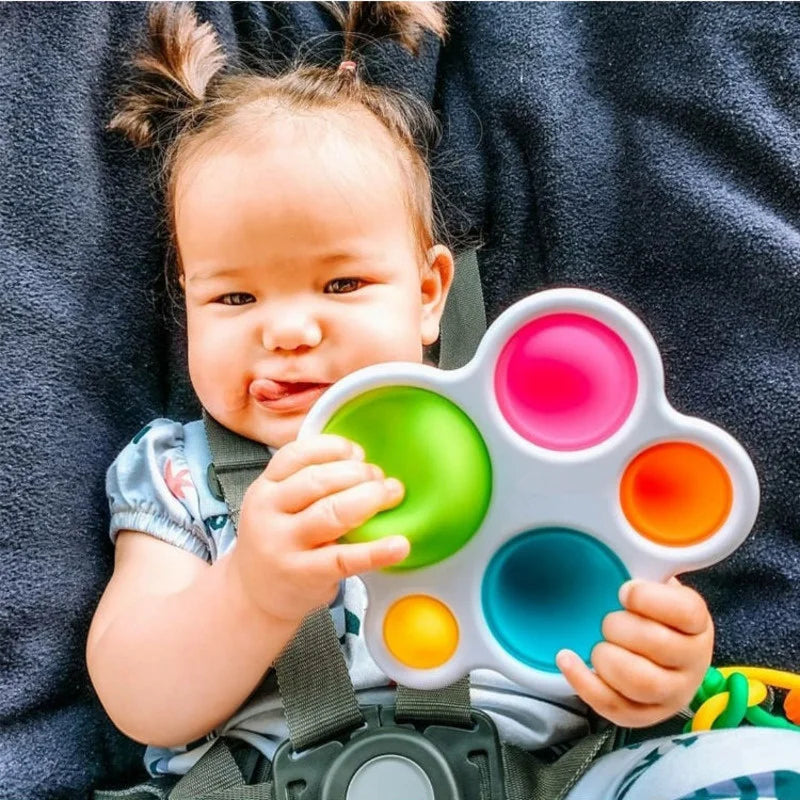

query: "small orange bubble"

left=383, top=595, right=459, bottom=669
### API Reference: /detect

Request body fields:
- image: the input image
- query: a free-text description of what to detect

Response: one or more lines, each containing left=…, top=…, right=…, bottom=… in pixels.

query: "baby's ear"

left=420, top=245, right=454, bottom=346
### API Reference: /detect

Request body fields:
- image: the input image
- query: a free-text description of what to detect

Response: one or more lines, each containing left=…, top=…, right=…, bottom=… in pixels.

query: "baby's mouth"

left=249, top=378, right=330, bottom=413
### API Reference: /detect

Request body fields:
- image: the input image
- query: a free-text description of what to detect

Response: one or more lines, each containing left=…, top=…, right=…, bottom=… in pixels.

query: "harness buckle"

left=270, top=704, right=505, bottom=800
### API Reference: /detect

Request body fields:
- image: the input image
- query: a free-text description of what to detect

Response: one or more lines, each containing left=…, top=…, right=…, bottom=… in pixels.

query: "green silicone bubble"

left=323, top=386, right=493, bottom=570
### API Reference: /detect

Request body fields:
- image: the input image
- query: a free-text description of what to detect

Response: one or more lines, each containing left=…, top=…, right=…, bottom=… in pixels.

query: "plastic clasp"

left=270, top=705, right=505, bottom=800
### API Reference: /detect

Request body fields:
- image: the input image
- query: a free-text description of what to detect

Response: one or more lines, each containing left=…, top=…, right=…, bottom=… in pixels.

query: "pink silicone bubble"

left=495, top=313, right=638, bottom=451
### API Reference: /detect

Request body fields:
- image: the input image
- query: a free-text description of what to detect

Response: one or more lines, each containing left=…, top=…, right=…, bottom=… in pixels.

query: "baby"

left=87, top=1, right=715, bottom=790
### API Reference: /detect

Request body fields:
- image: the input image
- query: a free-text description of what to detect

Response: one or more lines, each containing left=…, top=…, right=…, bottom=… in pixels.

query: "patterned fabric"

left=677, top=770, right=800, bottom=800
left=107, top=419, right=237, bottom=561
left=564, top=729, right=800, bottom=800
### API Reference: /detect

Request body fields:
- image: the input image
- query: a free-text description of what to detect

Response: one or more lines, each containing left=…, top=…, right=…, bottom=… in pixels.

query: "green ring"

left=692, top=667, right=725, bottom=711
left=713, top=671, right=748, bottom=729
left=746, top=705, right=800, bottom=732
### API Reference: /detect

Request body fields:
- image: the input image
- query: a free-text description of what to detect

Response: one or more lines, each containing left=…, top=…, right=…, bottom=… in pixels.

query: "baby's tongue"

left=250, top=378, right=293, bottom=401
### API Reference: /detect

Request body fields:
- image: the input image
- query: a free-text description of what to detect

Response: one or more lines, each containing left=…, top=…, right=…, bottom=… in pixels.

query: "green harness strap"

left=95, top=249, right=617, bottom=800
left=395, top=679, right=472, bottom=728
left=438, top=248, right=487, bottom=371
left=208, top=412, right=367, bottom=753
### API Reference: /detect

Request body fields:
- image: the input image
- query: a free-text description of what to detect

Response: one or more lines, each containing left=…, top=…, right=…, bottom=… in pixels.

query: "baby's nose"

left=261, top=310, right=322, bottom=352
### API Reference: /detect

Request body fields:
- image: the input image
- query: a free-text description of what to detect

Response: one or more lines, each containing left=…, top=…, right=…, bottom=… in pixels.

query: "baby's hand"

left=230, top=434, right=408, bottom=625
left=556, top=577, right=713, bottom=728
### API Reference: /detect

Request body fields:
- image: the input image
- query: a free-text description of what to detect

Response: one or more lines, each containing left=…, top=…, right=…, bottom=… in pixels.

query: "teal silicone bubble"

left=323, top=386, right=492, bottom=570
left=482, top=529, right=630, bottom=671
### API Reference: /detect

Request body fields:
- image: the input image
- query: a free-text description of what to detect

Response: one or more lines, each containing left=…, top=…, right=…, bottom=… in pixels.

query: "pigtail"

left=320, top=2, right=447, bottom=253
left=328, top=2, right=447, bottom=61
left=108, top=3, right=226, bottom=147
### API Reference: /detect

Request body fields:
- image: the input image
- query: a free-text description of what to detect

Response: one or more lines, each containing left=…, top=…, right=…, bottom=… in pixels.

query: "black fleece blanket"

left=1, top=3, right=798, bottom=798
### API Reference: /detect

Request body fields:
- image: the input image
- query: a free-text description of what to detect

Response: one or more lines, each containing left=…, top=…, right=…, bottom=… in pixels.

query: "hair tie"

left=338, top=60, right=357, bottom=74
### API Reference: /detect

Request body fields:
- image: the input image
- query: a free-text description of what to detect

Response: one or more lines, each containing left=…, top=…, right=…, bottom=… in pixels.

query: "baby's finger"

left=275, top=460, right=385, bottom=513
left=265, top=435, right=364, bottom=482
left=556, top=649, right=659, bottom=727
left=601, top=609, right=699, bottom=669
left=306, top=536, right=411, bottom=580
left=296, top=478, right=405, bottom=547
left=620, top=579, right=711, bottom=636
left=589, top=641, right=676, bottom=706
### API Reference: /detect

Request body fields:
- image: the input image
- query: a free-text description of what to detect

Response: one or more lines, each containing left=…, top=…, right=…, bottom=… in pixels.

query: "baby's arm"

left=556, top=578, right=714, bottom=728
left=87, top=435, right=408, bottom=748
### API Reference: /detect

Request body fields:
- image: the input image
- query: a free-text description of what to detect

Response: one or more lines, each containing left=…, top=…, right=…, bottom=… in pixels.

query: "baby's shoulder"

left=108, top=418, right=205, bottom=480
left=106, top=418, right=233, bottom=560
left=110, top=417, right=210, bottom=463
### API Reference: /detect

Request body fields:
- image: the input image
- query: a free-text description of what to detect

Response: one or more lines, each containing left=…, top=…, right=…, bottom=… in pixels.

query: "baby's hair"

left=109, top=2, right=447, bottom=272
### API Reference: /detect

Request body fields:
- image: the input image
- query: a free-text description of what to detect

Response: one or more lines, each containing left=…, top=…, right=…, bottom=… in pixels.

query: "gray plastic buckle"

left=270, top=705, right=505, bottom=800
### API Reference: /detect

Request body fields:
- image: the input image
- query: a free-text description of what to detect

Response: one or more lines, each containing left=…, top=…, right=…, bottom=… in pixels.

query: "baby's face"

left=175, top=110, right=452, bottom=447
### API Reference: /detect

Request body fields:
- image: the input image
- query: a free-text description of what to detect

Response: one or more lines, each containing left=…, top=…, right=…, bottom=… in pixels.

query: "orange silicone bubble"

left=620, top=442, right=733, bottom=546
left=383, top=595, right=459, bottom=670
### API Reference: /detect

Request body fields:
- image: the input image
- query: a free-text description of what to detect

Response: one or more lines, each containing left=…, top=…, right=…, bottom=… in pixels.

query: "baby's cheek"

left=347, top=304, right=423, bottom=363
left=188, top=338, right=242, bottom=410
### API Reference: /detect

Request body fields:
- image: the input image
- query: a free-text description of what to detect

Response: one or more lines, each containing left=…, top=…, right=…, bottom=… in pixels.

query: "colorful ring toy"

left=689, top=666, right=800, bottom=733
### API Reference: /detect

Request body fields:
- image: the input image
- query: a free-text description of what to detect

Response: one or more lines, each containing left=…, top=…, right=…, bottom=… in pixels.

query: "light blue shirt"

left=107, top=418, right=236, bottom=561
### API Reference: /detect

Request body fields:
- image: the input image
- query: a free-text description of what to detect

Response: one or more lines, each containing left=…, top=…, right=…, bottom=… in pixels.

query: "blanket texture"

left=1, top=3, right=798, bottom=798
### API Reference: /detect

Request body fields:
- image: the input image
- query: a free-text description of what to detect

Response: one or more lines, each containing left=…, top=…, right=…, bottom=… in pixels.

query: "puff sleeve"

left=106, top=419, right=213, bottom=561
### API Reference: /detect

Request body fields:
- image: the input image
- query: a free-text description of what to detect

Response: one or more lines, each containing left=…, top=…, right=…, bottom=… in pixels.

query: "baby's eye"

left=325, top=277, right=365, bottom=294
left=216, top=292, right=255, bottom=306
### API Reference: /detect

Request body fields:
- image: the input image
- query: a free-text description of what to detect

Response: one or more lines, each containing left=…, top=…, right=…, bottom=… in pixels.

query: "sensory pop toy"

left=300, top=288, right=760, bottom=698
